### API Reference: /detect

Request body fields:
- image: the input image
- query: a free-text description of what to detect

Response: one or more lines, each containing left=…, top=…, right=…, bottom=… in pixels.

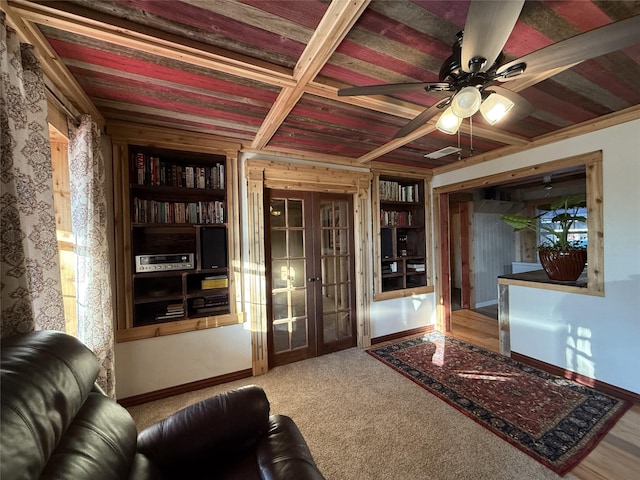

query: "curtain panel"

left=68, top=115, right=115, bottom=397
left=0, top=12, right=65, bottom=336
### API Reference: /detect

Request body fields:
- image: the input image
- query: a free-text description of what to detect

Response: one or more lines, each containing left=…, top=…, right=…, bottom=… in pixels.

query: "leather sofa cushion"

left=41, top=393, right=138, bottom=479
left=1, top=331, right=100, bottom=479
left=137, top=385, right=271, bottom=474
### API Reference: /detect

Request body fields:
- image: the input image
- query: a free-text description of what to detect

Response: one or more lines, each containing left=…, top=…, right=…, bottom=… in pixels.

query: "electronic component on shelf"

left=135, top=253, right=195, bottom=273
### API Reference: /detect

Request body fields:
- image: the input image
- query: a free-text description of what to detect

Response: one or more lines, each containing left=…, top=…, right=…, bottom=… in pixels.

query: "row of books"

left=155, top=303, right=184, bottom=321
left=407, top=263, right=425, bottom=272
left=133, top=199, right=225, bottom=224
left=381, top=209, right=414, bottom=226
left=380, top=180, right=420, bottom=203
left=133, top=152, right=225, bottom=190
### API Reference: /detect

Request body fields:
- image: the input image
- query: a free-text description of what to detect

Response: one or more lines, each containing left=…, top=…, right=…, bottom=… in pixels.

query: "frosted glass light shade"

left=451, top=86, right=482, bottom=118
left=480, top=93, right=515, bottom=125
left=436, top=107, right=463, bottom=135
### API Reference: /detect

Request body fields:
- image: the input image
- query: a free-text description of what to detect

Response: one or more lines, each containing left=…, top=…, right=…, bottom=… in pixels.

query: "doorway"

left=266, top=189, right=357, bottom=367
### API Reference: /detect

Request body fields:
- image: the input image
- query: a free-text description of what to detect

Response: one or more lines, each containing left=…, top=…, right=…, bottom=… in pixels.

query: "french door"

left=266, top=190, right=356, bottom=367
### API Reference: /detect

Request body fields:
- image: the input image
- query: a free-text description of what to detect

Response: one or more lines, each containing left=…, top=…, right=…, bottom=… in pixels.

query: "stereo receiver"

left=135, top=253, right=194, bottom=273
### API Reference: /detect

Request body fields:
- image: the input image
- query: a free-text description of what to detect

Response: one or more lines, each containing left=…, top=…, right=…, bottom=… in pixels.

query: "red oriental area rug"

left=367, top=332, right=630, bottom=476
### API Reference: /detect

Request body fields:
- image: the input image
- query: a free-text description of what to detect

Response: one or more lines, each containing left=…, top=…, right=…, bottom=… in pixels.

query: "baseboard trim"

left=372, top=325, right=434, bottom=345
left=475, top=299, right=498, bottom=308
left=511, top=352, right=640, bottom=404
left=117, top=368, right=253, bottom=408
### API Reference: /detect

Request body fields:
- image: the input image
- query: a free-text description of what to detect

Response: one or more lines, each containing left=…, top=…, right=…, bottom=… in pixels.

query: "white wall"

left=115, top=120, right=640, bottom=398
left=115, top=324, right=252, bottom=398
left=369, top=293, right=436, bottom=339
left=473, top=212, right=514, bottom=306
left=433, top=119, right=640, bottom=394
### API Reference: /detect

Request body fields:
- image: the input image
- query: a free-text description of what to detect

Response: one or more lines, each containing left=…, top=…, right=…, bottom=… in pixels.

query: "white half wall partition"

left=369, top=293, right=436, bottom=339
left=433, top=119, right=640, bottom=395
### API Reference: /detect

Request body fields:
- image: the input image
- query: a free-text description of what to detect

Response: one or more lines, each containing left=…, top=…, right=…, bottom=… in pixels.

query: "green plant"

left=500, top=194, right=587, bottom=251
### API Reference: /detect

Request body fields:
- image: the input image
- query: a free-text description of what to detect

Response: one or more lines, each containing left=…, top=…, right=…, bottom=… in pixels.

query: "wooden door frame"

left=433, top=150, right=604, bottom=341
left=245, top=159, right=372, bottom=375
left=448, top=196, right=474, bottom=311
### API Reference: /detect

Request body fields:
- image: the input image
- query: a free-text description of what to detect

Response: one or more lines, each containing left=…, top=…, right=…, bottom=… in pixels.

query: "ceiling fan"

left=337, top=0, right=640, bottom=139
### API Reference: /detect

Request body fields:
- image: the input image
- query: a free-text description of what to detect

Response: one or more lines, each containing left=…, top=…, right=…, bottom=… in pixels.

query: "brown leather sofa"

left=1, top=331, right=325, bottom=479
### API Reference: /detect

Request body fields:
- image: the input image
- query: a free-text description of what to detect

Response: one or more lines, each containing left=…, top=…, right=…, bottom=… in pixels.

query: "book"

left=201, top=275, right=228, bottom=289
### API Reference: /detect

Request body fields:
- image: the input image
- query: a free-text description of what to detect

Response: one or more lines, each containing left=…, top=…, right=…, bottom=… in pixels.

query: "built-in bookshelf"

left=375, top=175, right=429, bottom=297
left=127, top=145, right=230, bottom=329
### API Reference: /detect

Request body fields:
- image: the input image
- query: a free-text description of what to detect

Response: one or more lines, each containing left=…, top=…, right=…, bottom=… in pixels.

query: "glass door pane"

left=270, top=198, right=309, bottom=354
left=319, top=199, right=354, bottom=345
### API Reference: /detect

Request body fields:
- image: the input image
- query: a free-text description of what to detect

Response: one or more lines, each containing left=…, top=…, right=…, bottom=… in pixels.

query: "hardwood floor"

left=450, top=309, right=640, bottom=480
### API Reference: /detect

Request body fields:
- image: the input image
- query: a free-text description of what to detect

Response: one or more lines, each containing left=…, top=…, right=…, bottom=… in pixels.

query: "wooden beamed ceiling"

left=3, top=0, right=640, bottom=170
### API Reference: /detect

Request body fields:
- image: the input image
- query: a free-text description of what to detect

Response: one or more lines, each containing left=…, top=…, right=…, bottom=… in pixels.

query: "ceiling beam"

left=250, top=0, right=371, bottom=149
left=8, top=0, right=295, bottom=88
left=1, top=0, right=104, bottom=124
left=358, top=123, right=438, bottom=164
left=307, top=80, right=425, bottom=120
left=7, top=0, right=631, bottom=166
left=8, top=0, right=535, bottom=158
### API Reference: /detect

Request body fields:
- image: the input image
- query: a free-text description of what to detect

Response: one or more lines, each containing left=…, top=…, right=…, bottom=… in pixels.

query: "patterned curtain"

left=0, top=12, right=66, bottom=337
left=68, top=115, right=115, bottom=397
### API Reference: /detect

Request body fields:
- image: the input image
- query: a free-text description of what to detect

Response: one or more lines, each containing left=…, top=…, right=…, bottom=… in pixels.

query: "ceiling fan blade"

left=393, top=101, right=449, bottom=139
left=496, top=14, right=640, bottom=81
left=337, top=82, right=451, bottom=97
left=461, top=0, right=524, bottom=73
left=485, top=86, right=534, bottom=121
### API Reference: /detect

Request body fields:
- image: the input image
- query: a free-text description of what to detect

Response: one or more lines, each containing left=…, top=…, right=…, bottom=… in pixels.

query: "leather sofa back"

left=1, top=331, right=139, bottom=480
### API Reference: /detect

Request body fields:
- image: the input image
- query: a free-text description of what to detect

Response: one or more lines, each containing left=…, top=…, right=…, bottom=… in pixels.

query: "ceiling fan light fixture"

left=451, top=86, right=482, bottom=118
left=436, top=107, right=463, bottom=135
left=479, top=93, right=515, bottom=125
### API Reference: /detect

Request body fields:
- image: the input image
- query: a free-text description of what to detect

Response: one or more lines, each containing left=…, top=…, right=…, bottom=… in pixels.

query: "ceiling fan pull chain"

left=469, top=117, right=473, bottom=157
left=457, top=129, right=462, bottom=161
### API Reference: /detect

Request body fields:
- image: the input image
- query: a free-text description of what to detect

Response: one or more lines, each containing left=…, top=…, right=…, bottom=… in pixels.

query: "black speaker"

left=200, top=227, right=228, bottom=269
left=381, top=229, right=393, bottom=259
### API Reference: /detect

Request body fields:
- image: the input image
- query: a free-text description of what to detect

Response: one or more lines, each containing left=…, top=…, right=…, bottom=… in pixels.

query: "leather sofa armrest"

left=256, top=415, right=325, bottom=480
left=136, top=385, right=270, bottom=472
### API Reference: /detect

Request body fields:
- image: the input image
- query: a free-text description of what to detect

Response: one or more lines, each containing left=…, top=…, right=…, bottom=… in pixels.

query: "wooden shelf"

left=116, top=143, right=234, bottom=336
left=375, top=175, right=429, bottom=298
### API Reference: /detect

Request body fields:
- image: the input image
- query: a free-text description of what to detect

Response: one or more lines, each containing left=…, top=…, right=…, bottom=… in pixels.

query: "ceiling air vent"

left=424, top=146, right=461, bottom=159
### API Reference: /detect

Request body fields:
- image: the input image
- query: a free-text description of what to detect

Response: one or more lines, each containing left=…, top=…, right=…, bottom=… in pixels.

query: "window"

left=538, top=205, right=588, bottom=248
left=50, top=124, right=78, bottom=335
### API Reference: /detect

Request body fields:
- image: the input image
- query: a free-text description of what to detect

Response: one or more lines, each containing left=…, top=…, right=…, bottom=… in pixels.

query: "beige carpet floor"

left=127, top=344, right=578, bottom=480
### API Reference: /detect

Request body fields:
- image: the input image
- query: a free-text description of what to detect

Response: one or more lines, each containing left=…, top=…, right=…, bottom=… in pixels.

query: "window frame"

left=435, top=150, right=604, bottom=297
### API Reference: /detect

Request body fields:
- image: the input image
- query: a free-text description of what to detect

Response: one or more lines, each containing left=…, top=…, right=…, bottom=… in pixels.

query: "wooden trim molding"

left=435, top=150, right=604, bottom=297
left=117, top=368, right=253, bottom=408
left=244, top=159, right=373, bottom=366
left=107, top=121, right=242, bottom=153
left=371, top=325, right=434, bottom=345
left=115, top=313, right=245, bottom=343
left=373, top=286, right=434, bottom=302
left=246, top=167, right=269, bottom=376
left=354, top=177, right=372, bottom=348
left=245, top=158, right=372, bottom=193
left=434, top=150, right=601, bottom=194
left=511, top=352, right=640, bottom=405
